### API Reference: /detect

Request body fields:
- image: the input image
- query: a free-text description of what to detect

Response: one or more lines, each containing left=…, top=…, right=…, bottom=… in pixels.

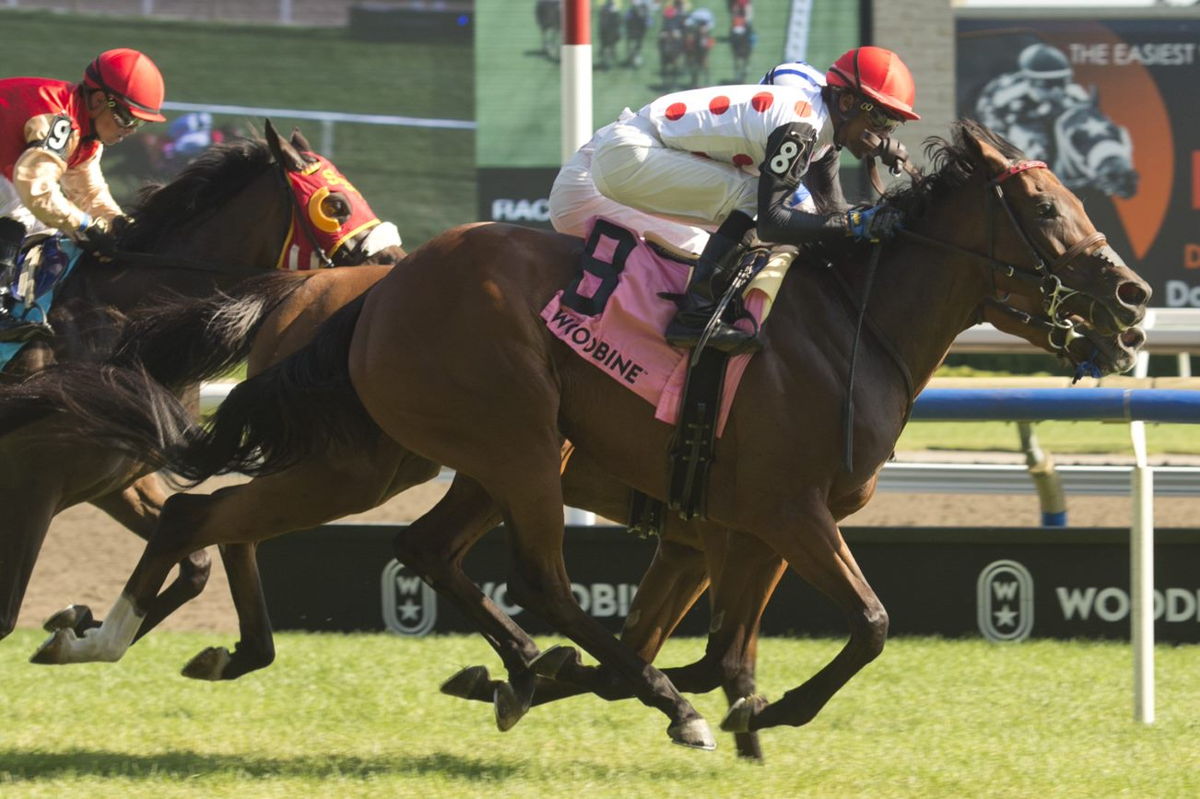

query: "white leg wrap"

left=72, top=593, right=145, bottom=662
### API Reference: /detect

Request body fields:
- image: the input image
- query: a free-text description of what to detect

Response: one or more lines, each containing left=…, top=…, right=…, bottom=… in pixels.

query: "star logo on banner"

left=993, top=605, right=1018, bottom=628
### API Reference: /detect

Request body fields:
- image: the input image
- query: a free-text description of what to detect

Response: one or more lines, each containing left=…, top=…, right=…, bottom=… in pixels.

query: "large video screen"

left=476, top=1, right=861, bottom=227
left=958, top=16, right=1200, bottom=308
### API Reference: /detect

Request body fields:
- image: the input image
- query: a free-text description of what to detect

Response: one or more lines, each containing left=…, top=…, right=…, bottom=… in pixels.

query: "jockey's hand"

left=846, top=204, right=904, bottom=242
left=109, top=214, right=134, bottom=237
left=74, top=217, right=117, bottom=260
left=876, top=137, right=910, bottom=175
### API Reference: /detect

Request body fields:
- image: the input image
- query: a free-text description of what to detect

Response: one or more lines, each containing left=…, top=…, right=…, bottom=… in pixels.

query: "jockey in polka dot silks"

left=548, top=46, right=919, bottom=355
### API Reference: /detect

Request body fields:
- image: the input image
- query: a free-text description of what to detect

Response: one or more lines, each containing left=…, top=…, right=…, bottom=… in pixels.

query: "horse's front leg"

left=0, top=488, right=57, bottom=642
left=722, top=508, right=887, bottom=733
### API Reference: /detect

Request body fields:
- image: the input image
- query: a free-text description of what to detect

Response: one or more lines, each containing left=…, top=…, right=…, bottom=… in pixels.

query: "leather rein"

left=897, top=159, right=1108, bottom=359
left=840, top=159, right=1108, bottom=472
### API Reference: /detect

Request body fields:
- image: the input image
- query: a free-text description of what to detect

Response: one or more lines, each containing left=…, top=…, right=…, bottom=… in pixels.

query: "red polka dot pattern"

left=665, top=102, right=687, bottom=121
left=708, top=95, right=730, bottom=115
left=750, top=92, right=774, bottom=112
left=732, top=154, right=753, bottom=167
left=793, top=100, right=812, bottom=117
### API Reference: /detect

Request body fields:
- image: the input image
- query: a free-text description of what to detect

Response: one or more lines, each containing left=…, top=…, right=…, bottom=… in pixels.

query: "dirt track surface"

left=15, top=461, right=1198, bottom=634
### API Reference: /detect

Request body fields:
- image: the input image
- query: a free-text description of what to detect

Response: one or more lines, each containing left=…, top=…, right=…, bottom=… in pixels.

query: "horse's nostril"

left=1117, top=281, right=1150, bottom=308
left=1121, top=327, right=1146, bottom=350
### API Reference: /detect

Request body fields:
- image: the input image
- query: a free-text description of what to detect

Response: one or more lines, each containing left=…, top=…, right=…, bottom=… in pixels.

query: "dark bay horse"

left=0, top=121, right=400, bottom=644
left=25, top=122, right=1150, bottom=748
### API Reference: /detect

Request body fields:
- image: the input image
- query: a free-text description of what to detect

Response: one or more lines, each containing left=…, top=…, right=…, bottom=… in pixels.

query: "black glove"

left=876, top=137, right=910, bottom=175
left=845, top=204, right=904, bottom=242
left=74, top=217, right=117, bottom=259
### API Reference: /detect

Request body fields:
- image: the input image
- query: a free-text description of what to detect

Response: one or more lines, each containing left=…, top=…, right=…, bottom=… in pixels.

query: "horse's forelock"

left=882, top=119, right=1026, bottom=221
left=120, top=138, right=275, bottom=249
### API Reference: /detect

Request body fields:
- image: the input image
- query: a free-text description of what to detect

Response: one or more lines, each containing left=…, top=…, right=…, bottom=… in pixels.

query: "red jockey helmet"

left=84, top=48, right=166, bottom=122
left=826, top=46, right=920, bottom=121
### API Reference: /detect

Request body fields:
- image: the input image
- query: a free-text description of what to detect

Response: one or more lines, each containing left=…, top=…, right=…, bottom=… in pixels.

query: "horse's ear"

left=962, top=122, right=1010, bottom=175
left=264, top=118, right=307, bottom=172
left=290, top=127, right=314, bottom=154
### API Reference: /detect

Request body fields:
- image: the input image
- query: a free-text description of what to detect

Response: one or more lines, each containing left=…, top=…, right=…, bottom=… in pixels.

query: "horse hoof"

left=42, top=604, right=94, bottom=634
left=529, top=644, right=577, bottom=678
left=668, top=717, right=716, bottom=750
left=493, top=681, right=529, bottom=732
left=181, top=647, right=233, bottom=681
left=441, top=665, right=491, bottom=699
left=29, top=628, right=76, bottom=665
left=720, top=694, right=768, bottom=734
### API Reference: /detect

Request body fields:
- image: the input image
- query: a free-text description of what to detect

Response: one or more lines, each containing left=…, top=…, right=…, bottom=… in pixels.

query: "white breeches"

left=550, top=113, right=751, bottom=256
left=592, top=113, right=758, bottom=224
left=0, top=177, right=49, bottom=236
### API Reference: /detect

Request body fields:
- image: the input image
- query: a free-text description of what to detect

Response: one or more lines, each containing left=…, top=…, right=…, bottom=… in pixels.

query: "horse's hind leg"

left=178, top=542, right=274, bottom=681
left=724, top=511, right=887, bottom=733
left=671, top=528, right=785, bottom=760
left=32, top=443, right=437, bottom=669
left=473, top=443, right=713, bottom=749
left=80, top=473, right=211, bottom=642
left=392, top=473, right=548, bottom=730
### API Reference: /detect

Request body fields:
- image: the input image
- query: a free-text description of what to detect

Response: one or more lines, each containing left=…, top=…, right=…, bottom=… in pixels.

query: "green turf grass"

left=1, top=631, right=1197, bottom=798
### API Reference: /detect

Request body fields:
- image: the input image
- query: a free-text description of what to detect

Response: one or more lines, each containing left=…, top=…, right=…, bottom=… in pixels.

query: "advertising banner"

left=258, top=524, right=1200, bottom=643
left=957, top=16, right=1200, bottom=307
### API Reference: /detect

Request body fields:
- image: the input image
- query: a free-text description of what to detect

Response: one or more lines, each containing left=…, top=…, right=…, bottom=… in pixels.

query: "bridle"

left=896, top=158, right=1109, bottom=360
left=839, top=158, right=1111, bottom=471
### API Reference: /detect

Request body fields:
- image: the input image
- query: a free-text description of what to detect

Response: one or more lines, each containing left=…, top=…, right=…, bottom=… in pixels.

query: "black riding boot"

left=0, top=217, right=51, bottom=342
left=664, top=211, right=760, bottom=354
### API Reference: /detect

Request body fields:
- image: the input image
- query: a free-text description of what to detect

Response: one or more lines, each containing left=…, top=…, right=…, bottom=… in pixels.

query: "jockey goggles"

left=860, top=101, right=901, bottom=134
left=106, top=95, right=144, bottom=130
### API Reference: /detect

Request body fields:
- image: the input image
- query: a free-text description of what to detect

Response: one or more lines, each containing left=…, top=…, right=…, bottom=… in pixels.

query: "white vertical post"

left=280, top=0, right=293, bottom=25
left=561, top=0, right=593, bottom=164
left=320, top=118, right=335, bottom=158
left=142, top=0, right=154, bottom=14
left=1129, top=419, right=1154, bottom=723
left=1177, top=353, right=1192, bottom=377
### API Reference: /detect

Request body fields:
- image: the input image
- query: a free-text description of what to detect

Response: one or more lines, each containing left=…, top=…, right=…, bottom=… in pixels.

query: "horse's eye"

left=1035, top=201, right=1057, bottom=219
left=322, top=194, right=351, bottom=222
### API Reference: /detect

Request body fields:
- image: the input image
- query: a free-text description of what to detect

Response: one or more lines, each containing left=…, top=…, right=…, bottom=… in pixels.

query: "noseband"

left=899, top=158, right=1109, bottom=361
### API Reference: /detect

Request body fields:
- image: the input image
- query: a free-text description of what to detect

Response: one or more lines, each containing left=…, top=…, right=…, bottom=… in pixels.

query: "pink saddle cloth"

left=540, top=217, right=765, bottom=437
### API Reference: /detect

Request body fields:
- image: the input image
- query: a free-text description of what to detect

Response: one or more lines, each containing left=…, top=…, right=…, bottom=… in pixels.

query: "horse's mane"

left=814, top=119, right=1024, bottom=265
left=117, top=137, right=275, bottom=250
left=885, top=118, right=1023, bottom=218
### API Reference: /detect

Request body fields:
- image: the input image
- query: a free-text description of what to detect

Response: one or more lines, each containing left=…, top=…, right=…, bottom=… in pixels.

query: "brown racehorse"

left=0, top=121, right=401, bottom=645
left=24, top=122, right=1149, bottom=748
left=1, top=277, right=1133, bottom=762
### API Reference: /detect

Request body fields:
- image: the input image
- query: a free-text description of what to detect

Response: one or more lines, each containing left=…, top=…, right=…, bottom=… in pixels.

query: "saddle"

left=639, top=242, right=782, bottom=532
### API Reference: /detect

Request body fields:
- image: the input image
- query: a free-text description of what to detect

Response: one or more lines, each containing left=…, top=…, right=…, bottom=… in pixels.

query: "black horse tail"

left=166, top=292, right=379, bottom=482
left=111, top=271, right=307, bottom=393
left=0, top=363, right=198, bottom=466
